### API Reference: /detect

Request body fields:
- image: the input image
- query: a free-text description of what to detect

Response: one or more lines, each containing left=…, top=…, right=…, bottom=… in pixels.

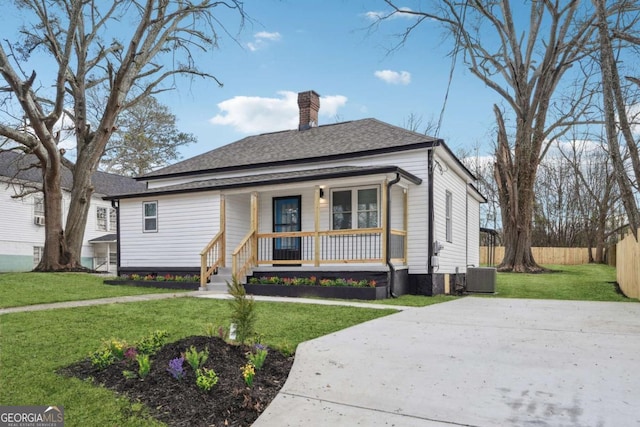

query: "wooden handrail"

left=200, top=230, right=224, bottom=287
left=232, top=229, right=256, bottom=281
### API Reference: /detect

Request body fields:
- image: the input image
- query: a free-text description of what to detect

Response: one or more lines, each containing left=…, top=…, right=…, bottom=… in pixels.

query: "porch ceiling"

left=107, top=165, right=421, bottom=199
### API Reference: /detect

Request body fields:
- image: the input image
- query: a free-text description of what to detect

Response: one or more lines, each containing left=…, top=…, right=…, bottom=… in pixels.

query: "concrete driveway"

left=254, top=297, right=640, bottom=427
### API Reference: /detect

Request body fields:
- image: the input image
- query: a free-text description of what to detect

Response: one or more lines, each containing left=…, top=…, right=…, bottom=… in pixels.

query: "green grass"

left=489, top=264, right=633, bottom=301
left=0, top=297, right=396, bottom=426
left=0, top=273, right=189, bottom=308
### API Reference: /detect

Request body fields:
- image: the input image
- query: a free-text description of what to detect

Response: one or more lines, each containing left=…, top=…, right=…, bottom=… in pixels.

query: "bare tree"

left=593, top=0, right=640, bottom=239
left=557, top=134, right=621, bottom=262
left=381, top=0, right=603, bottom=272
left=403, top=112, right=438, bottom=135
left=0, top=1, right=244, bottom=270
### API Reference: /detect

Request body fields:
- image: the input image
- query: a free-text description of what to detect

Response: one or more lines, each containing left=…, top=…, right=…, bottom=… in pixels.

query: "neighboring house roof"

left=106, top=165, right=422, bottom=200
left=0, top=150, right=146, bottom=196
left=139, top=118, right=444, bottom=180
left=89, top=234, right=117, bottom=243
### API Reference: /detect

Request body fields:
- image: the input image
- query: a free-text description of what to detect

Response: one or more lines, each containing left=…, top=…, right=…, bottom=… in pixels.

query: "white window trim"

left=33, top=196, right=45, bottom=218
left=96, top=206, right=108, bottom=231
left=109, top=207, right=117, bottom=232
left=33, top=246, right=44, bottom=267
left=143, top=201, right=158, bottom=233
left=445, top=190, right=453, bottom=243
left=330, top=185, right=380, bottom=230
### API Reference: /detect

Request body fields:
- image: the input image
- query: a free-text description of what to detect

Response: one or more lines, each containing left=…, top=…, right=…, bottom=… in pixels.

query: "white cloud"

left=209, top=91, right=348, bottom=134
left=247, top=31, right=281, bottom=51
left=374, top=70, right=411, bottom=85
left=364, top=7, right=414, bottom=21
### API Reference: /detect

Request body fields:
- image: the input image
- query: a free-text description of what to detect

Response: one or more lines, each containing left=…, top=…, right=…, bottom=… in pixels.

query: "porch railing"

left=200, top=230, right=225, bottom=287
left=232, top=230, right=257, bottom=281
left=230, top=227, right=407, bottom=280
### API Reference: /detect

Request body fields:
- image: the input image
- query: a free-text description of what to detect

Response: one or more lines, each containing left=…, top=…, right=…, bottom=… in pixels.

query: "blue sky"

left=4, top=1, right=503, bottom=160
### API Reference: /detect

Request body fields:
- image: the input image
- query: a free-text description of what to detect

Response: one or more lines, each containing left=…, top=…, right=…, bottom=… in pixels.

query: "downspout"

left=427, top=149, right=435, bottom=277
left=111, top=199, right=120, bottom=276
left=386, top=173, right=402, bottom=298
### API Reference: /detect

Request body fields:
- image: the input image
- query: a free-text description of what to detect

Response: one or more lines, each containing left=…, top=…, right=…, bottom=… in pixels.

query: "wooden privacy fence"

left=616, top=229, right=640, bottom=299
left=480, top=246, right=591, bottom=265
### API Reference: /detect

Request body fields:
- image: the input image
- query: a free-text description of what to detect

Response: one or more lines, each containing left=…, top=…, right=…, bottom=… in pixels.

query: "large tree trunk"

left=35, top=156, right=70, bottom=271
left=494, top=106, right=544, bottom=272
left=63, top=135, right=106, bottom=267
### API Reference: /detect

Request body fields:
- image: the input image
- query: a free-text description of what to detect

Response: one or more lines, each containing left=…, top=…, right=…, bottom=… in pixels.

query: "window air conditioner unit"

left=34, top=216, right=45, bottom=226
left=466, top=267, right=496, bottom=293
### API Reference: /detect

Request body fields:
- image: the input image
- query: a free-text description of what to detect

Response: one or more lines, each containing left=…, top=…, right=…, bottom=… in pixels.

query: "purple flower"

left=167, top=356, right=185, bottom=380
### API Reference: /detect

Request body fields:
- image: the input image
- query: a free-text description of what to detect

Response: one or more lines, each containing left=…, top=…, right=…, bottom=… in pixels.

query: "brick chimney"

left=297, top=90, right=320, bottom=130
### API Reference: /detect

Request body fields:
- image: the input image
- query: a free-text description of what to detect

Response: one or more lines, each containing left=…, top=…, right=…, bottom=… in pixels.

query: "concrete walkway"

left=0, top=291, right=412, bottom=314
left=253, top=297, right=640, bottom=427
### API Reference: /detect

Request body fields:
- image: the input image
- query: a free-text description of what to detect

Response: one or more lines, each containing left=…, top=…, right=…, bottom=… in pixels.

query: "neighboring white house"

left=0, top=151, right=145, bottom=273
left=107, top=91, right=486, bottom=295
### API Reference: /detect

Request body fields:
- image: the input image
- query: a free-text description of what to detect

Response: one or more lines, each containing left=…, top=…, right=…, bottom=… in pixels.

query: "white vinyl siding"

left=119, top=192, right=219, bottom=267
left=0, top=180, right=115, bottom=272
left=467, top=188, right=481, bottom=268
left=445, top=191, right=453, bottom=243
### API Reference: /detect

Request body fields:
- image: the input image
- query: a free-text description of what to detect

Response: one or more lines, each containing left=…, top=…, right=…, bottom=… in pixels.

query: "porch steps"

left=204, top=267, right=233, bottom=292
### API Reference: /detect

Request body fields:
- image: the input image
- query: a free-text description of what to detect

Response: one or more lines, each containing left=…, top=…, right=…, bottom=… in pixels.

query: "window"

left=34, top=197, right=45, bottom=218
left=97, top=207, right=108, bottom=231
left=143, top=201, right=158, bottom=232
left=33, top=246, right=44, bottom=267
left=109, top=207, right=117, bottom=231
left=445, top=191, right=453, bottom=242
left=331, top=187, right=379, bottom=230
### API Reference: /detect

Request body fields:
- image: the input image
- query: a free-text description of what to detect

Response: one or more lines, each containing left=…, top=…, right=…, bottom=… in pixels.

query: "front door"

left=273, top=196, right=301, bottom=262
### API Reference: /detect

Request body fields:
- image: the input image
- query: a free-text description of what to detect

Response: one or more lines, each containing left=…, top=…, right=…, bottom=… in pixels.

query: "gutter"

left=111, top=199, right=120, bottom=276
left=386, top=172, right=402, bottom=298
left=427, top=149, right=435, bottom=276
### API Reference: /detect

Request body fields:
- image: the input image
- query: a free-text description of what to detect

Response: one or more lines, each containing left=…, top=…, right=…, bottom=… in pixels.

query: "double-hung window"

left=445, top=191, right=453, bottom=242
left=143, top=201, right=158, bottom=232
left=331, top=187, right=379, bottom=230
left=33, top=246, right=44, bottom=267
left=109, top=207, right=117, bottom=231
left=96, top=207, right=108, bottom=231
left=34, top=197, right=45, bottom=219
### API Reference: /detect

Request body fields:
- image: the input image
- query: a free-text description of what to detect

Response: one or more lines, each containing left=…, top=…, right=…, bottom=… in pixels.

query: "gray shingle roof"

left=106, top=165, right=423, bottom=200
left=0, top=151, right=146, bottom=196
left=140, top=118, right=439, bottom=179
left=89, top=233, right=117, bottom=243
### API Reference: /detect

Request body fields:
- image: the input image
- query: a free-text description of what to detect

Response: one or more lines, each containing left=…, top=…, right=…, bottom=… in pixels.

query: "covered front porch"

left=200, top=167, right=419, bottom=290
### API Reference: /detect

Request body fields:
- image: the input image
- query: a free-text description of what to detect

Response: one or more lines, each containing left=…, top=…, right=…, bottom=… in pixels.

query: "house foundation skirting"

left=118, top=266, right=201, bottom=277
left=409, top=273, right=466, bottom=296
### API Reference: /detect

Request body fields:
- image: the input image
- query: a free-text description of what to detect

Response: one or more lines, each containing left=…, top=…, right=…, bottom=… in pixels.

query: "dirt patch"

left=59, top=336, right=293, bottom=426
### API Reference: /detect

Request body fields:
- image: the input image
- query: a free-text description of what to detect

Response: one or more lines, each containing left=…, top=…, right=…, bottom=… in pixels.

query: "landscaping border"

left=244, top=283, right=388, bottom=300
left=104, top=280, right=199, bottom=290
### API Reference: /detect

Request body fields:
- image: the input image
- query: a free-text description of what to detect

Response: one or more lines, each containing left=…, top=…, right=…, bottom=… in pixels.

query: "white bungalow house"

left=107, top=91, right=485, bottom=295
left=0, top=150, right=146, bottom=273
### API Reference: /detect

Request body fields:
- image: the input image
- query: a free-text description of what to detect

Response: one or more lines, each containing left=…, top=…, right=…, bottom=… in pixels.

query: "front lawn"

left=0, top=273, right=189, bottom=308
left=490, top=264, right=632, bottom=301
left=0, top=297, right=396, bottom=427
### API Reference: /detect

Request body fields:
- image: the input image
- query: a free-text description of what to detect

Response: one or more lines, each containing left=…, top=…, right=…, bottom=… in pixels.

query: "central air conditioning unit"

left=466, top=267, right=496, bottom=293
left=34, top=216, right=45, bottom=226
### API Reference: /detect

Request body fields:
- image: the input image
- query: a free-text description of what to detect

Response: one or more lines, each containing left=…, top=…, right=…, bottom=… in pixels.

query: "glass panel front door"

left=273, top=196, right=301, bottom=262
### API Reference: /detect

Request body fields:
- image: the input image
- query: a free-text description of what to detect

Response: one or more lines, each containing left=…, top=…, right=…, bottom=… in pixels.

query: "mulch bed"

left=59, top=336, right=294, bottom=426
